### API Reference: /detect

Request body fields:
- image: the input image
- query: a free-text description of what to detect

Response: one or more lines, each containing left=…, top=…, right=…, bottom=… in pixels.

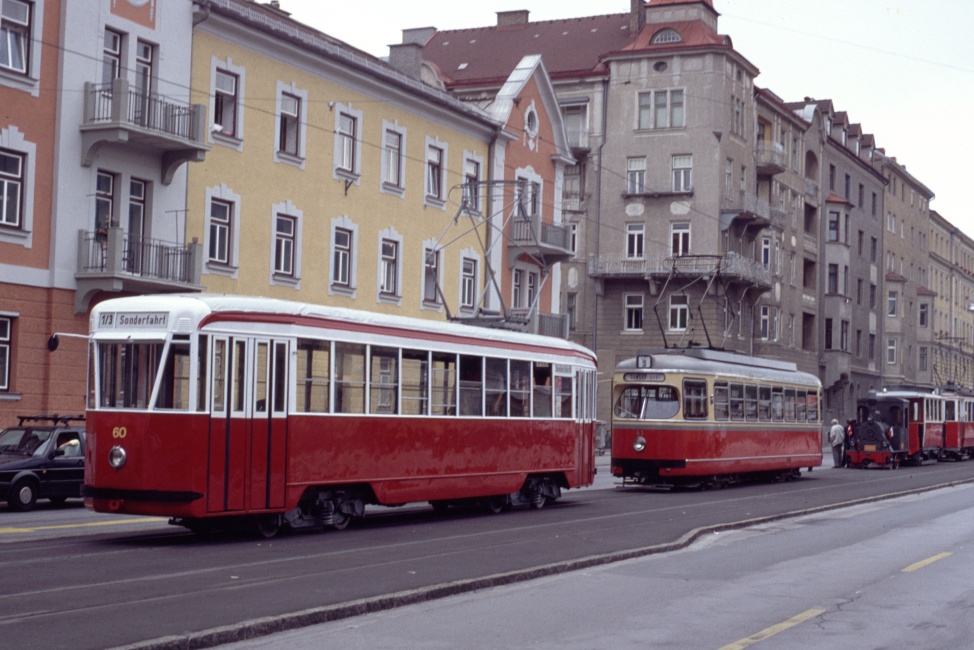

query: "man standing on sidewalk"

left=829, top=418, right=846, bottom=468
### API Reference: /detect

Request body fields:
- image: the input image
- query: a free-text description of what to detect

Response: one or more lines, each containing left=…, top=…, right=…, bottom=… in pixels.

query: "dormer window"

left=651, top=28, right=683, bottom=44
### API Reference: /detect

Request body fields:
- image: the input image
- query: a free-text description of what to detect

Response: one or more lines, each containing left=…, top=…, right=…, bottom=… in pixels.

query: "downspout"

left=593, top=76, right=609, bottom=354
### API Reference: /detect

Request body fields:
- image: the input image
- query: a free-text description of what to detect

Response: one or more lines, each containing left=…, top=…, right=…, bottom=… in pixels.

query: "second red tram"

left=610, top=349, right=822, bottom=488
left=81, top=295, right=598, bottom=534
left=850, top=388, right=947, bottom=468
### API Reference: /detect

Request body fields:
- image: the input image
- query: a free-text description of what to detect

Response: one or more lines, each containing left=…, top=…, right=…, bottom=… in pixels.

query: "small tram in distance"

left=610, top=348, right=822, bottom=488
left=848, top=385, right=974, bottom=468
left=79, top=294, right=598, bottom=536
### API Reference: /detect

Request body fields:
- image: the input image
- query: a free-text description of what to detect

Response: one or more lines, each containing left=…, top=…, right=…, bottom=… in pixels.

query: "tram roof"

left=90, top=294, right=596, bottom=362
left=616, top=348, right=820, bottom=387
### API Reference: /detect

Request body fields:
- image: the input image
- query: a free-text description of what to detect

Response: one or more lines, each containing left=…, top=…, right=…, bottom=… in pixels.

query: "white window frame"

left=275, top=82, right=307, bottom=165
left=333, top=103, right=363, bottom=183
left=462, top=152, right=483, bottom=214
left=210, top=57, right=245, bottom=148
left=424, top=136, right=448, bottom=209
left=0, top=146, right=23, bottom=228
left=672, top=155, right=692, bottom=192
left=380, top=121, right=406, bottom=196
left=204, top=184, right=241, bottom=278
left=0, top=127, right=33, bottom=245
left=0, top=0, right=42, bottom=95
left=329, top=215, right=359, bottom=298
left=637, top=89, right=685, bottom=130
left=269, top=200, right=302, bottom=288
left=627, top=157, right=646, bottom=194
left=669, top=294, right=689, bottom=331
left=887, top=338, right=897, bottom=365
left=671, top=222, right=690, bottom=257
left=459, top=251, right=479, bottom=312
left=376, top=229, right=403, bottom=305
left=0, top=312, right=11, bottom=390
left=624, top=293, right=644, bottom=332
left=422, top=242, right=443, bottom=309
left=626, top=223, right=644, bottom=259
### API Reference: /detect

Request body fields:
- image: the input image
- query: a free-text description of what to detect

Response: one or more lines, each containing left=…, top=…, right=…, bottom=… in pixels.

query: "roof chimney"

left=630, top=0, right=645, bottom=33
left=497, top=10, right=529, bottom=27
left=389, top=42, right=424, bottom=80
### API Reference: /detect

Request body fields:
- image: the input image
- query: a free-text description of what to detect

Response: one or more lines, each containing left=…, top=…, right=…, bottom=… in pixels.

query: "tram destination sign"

left=98, top=311, right=169, bottom=330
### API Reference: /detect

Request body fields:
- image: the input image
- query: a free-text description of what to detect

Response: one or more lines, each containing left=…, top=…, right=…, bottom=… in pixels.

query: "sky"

left=278, top=0, right=974, bottom=235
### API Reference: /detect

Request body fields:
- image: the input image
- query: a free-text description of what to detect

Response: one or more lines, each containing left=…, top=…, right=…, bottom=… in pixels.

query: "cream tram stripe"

left=719, top=608, right=825, bottom=650
left=902, top=552, right=951, bottom=572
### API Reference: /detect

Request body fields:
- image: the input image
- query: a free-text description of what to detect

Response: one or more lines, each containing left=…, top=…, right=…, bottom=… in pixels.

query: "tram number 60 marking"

left=112, top=427, right=127, bottom=439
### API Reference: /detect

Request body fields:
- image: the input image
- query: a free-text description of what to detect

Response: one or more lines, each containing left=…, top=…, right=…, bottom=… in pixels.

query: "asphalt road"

left=2, top=457, right=974, bottom=649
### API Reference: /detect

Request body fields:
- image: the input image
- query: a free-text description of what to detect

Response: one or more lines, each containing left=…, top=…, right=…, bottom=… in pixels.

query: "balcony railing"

left=509, top=214, right=573, bottom=266
left=588, top=252, right=772, bottom=288
left=565, top=128, right=590, bottom=150
left=755, top=143, right=786, bottom=175
left=560, top=192, right=586, bottom=213
left=720, top=192, right=772, bottom=230
left=74, top=227, right=203, bottom=313
left=81, top=79, right=209, bottom=184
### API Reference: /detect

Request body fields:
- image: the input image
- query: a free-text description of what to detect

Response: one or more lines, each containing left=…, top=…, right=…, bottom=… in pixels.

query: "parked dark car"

left=0, top=414, right=86, bottom=511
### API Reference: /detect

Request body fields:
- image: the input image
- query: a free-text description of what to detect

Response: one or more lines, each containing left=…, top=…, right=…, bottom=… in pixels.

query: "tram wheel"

left=256, top=515, right=282, bottom=539
left=330, top=511, right=351, bottom=531
left=483, top=495, right=507, bottom=514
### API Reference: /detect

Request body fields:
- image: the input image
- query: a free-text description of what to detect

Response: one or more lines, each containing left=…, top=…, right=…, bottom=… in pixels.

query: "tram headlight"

left=108, top=445, right=127, bottom=470
left=633, top=436, right=647, bottom=453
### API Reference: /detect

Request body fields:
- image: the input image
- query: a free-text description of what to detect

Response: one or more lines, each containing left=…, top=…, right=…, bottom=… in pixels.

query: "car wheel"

left=9, top=479, right=38, bottom=512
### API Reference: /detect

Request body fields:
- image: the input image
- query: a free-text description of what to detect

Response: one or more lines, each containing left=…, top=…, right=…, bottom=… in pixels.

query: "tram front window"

left=96, top=341, right=164, bottom=409
left=613, top=385, right=680, bottom=420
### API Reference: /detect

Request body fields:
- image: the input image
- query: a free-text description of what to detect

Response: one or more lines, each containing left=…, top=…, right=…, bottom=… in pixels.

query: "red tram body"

left=850, top=387, right=968, bottom=468
left=82, top=295, right=598, bottom=533
left=610, top=349, right=822, bottom=488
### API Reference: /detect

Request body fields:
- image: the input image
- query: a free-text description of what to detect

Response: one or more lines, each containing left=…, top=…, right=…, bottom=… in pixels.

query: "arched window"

left=651, top=28, right=683, bottom=44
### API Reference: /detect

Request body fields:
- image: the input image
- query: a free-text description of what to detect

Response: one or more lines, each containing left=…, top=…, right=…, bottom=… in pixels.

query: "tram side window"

left=729, top=383, right=745, bottom=420
left=296, top=339, right=330, bottom=413
left=486, top=357, right=508, bottom=416
left=758, top=385, right=772, bottom=421
left=254, top=342, right=269, bottom=412
left=401, top=349, right=429, bottom=415
left=945, top=400, right=956, bottom=421
left=744, top=384, right=758, bottom=421
left=510, top=360, right=531, bottom=417
left=555, top=374, right=573, bottom=418
left=231, top=340, right=246, bottom=413
left=212, top=339, right=227, bottom=412
left=795, top=390, right=807, bottom=421
left=335, top=342, right=366, bottom=414
left=683, top=379, right=708, bottom=419
left=459, top=355, right=484, bottom=416
left=196, top=336, right=208, bottom=412
left=155, top=339, right=191, bottom=410
left=783, top=388, right=796, bottom=421
left=771, top=388, right=784, bottom=421
left=714, top=383, right=729, bottom=420
left=430, top=352, right=456, bottom=416
left=370, top=347, right=399, bottom=415
left=533, top=363, right=552, bottom=418
left=806, top=391, right=819, bottom=422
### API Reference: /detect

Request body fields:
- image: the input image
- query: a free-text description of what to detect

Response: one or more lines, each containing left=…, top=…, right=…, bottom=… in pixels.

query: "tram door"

left=207, top=337, right=289, bottom=513
left=249, top=340, right=288, bottom=510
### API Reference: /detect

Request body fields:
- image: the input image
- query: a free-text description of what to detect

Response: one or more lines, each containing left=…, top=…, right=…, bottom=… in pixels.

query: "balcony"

left=719, top=192, right=772, bottom=231
left=453, top=310, right=570, bottom=339
left=74, top=227, right=203, bottom=313
left=588, top=252, right=772, bottom=290
left=81, top=79, right=209, bottom=185
left=509, top=214, right=573, bottom=267
left=565, top=128, right=590, bottom=153
left=755, top=143, right=786, bottom=176
left=804, top=177, right=820, bottom=203
left=560, top=192, right=586, bottom=213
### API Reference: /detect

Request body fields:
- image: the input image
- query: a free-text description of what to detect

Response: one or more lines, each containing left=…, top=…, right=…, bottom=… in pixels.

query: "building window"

left=828, top=211, right=840, bottom=242
left=562, top=104, right=587, bottom=147
left=463, top=157, right=481, bottom=213
left=278, top=92, right=300, bottom=156
left=825, top=318, right=833, bottom=350
left=213, top=69, right=238, bottom=137
left=841, top=320, right=849, bottom=351
left=828, top=164, right=836, bottom=192
left=761, top=237, right=771, bottom=270
left=671, top=222, right=690, bottom=257
left=637, top=89, right=685, bottom=130
left=382, top=128, right=403, bottom=188
left=919, top=346, right=928, bottom=371
left=426, top=145, right=444, bottom=200
left=672, top=155, right=692, bottom=192
left=760, top=305, right=770, bottom=339
left=669, top=295, right=689, bottom=331
left=512, top=268, right=523, bottom=308
left=378, top=238, right=399, bottom=296
left=333, top=227, right=352, bottom=287
left=568, top=223, right=578, bottom=255
left=133, top=39, right=153, bottom=126
left=274, top=215, right=296, bottom=277
left=627, top=157, right=646, bottom=194
left=208, top=199, right=232, bottom=265
left=460, top=257, right=477, bottom=309
left=919, top=303, right=929, bottom=327
left=887, top=339, right=896, bottom=365
left=337, top=112, right=356, bottom=173
left=102, top=28, right=121, bottom=84
left=844, top=173, right=851, bottom=200
left=0, top=315, right=9, bottom=390
left=651, top=28, right=682, bottom=44
left=423, top=247, right=441, bottom=304
left=828, top=264, right=838, bottom=294
left=887, top=290, right=898, bottom=317
left=0, top=148, right=23, bottom=228
left=126, top=178, right=147, bottom=271
left=625, top=294, right=644, bottom=331
left=566, top=292, right=577, bottom=331
left=95, top=170, right=115, bottom=234
left=626, top=223, right=644, bottom=259
left=1, top=0, right=30, bottom=74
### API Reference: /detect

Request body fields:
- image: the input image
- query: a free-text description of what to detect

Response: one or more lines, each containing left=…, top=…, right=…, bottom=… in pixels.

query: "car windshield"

left=0, top=428, right=53, bottom=456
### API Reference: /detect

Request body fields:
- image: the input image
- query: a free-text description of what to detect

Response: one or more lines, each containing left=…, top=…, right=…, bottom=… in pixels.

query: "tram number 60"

left=112, top=427, right=127, bottom=439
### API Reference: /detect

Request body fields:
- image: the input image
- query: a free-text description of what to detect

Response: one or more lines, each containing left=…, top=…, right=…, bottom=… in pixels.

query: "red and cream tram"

left=938, top=386, right=974, bottom=460
left=610, top=349, right=822, bottom=487
left=81, top=295, right=598, bottom=534
left=851, top=388, right=945, bottom=468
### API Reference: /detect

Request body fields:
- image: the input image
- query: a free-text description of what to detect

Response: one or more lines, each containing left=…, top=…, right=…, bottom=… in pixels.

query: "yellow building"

left=188, top=0, right=498, bottom=319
